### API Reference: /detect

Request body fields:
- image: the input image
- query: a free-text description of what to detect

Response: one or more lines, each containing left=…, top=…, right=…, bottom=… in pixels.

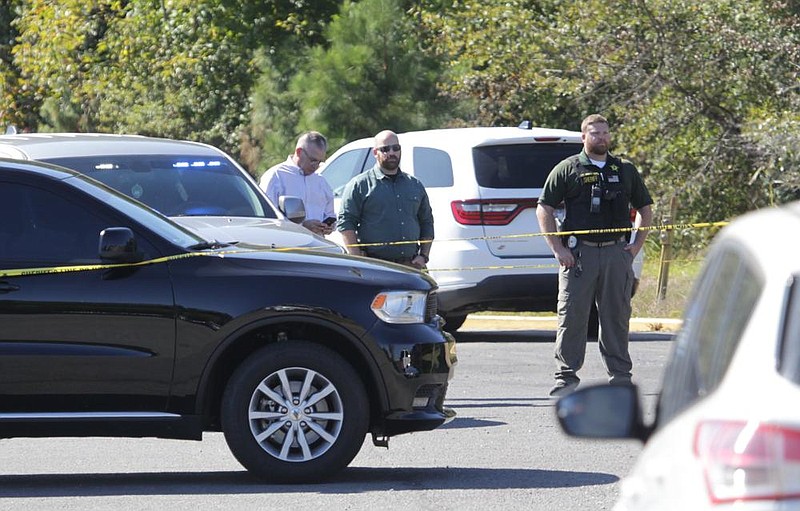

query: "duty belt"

left=580, top=236, right=626, bottom=247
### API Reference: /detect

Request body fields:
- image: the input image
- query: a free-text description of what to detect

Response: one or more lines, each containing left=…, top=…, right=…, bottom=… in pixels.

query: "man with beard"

left=536, top=114, right=653, bottom=397
left=338, top=130, right=434, bottom=270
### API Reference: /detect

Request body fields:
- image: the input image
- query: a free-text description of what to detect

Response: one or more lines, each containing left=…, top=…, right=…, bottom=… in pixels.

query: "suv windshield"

left=473, top=143, right=582, bottom=188
left=45, top=155, right=277, bottom=219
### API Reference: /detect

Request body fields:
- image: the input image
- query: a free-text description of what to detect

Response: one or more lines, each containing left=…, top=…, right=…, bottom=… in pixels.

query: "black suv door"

left=0, top=177, right=176, bottom=413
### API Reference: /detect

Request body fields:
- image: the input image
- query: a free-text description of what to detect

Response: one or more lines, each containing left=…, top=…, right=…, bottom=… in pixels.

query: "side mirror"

left=555, top=384, right=649, bottom=442
left=99, top=227, right=143, bottom=263
left=279, top=195, right=306, bottom=224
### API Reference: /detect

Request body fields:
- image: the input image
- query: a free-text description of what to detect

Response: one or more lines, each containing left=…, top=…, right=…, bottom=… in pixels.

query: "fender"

left=193, top=308, right=389, bottom=420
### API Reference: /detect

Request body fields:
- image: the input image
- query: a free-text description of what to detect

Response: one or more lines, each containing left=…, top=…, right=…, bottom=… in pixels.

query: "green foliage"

left=249, top=0, right=455, bottom=172
left=0, top=0, right=37, bottom=130
left=244, top=44, right=304, bottom=172
left=93, top=1, right=257, bottom=152
left=420, top=0, right=800, bottom=230
left=6, top=0, right=339, bottom=156
left=417, top=0, right=579, bottom=128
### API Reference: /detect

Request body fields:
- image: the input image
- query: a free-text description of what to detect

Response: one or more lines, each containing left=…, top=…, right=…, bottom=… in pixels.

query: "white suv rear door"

left=465, top=140, right=583, bottom=259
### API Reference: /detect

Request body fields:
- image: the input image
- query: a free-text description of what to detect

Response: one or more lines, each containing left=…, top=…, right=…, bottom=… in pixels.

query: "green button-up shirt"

left=338, top=166, right=434, bottom=261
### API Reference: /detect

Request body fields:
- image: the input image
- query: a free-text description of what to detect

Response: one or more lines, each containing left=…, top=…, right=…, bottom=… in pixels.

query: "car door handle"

left=0, top=281, right=21, bottom=293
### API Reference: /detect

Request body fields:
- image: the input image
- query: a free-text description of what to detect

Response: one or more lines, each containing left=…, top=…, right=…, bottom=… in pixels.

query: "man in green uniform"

left=338, top=130, right=434, bottom=269
left=536, top=114, right=653, bottom=397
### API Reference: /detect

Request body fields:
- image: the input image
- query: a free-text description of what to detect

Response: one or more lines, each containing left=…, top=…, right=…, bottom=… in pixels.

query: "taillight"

left=694, top=420, right=800, bottom=503
left=451, top=198, right=538, bottom=226
left=630, top=207, right=638, bottom=223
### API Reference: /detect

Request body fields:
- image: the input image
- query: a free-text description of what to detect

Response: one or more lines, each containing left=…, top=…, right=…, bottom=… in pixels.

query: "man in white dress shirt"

left=259, top=131, right=335, bottom=236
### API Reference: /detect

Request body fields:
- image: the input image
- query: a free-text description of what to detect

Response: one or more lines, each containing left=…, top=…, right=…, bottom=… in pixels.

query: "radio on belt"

left=590, top=184, right=602, bottom=213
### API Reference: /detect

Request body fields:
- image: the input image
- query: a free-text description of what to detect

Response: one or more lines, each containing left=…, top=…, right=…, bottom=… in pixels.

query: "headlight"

left=371, top=290, right=427, bottom=324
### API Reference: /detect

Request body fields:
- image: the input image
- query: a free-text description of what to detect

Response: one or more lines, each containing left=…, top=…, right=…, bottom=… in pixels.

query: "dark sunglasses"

left=377, top=144, right=402, bottom=153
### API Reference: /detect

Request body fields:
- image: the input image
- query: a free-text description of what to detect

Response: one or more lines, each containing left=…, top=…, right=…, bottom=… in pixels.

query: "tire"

left=221, top=341, right=369, bottom=483
left=442, top=313, right=467, bottom=333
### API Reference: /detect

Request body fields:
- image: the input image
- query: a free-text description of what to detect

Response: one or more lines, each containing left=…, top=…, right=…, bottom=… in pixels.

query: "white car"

left=0, top=133, right=343, bottom=254
left=556, top=200, right=800, bottom=509
left=320, top=125, right=644, bottom=331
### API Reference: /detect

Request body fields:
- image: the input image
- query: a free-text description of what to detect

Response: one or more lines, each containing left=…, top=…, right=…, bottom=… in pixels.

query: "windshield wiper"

left=187, top=240, right=235, bottom=250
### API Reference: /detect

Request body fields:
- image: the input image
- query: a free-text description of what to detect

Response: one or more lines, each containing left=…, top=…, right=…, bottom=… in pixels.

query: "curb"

left=462, top=314, right=682, bottom=333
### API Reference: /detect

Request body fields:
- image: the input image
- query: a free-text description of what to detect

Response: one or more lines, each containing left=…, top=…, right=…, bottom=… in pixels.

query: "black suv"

left=0, top=159, right=456, bottom=483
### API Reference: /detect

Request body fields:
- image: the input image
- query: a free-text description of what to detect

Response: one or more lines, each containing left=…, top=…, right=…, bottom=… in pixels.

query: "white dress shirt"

left=259, top=157, right=335, bottom=222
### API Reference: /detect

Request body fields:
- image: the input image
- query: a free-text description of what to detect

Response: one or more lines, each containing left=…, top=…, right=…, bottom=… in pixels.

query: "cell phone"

left=323, top=217, right=337, bottom=226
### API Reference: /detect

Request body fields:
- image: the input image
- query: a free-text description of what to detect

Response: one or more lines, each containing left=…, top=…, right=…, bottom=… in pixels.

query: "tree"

left=420, top=0, right=800, bottom=242
left=7, top=0, right=339, bottom=157
left=417, top=0, right=579, bottom=128
left=0, top=0, right=39, bottom=131
left=248, top=0, right=455, bottom=172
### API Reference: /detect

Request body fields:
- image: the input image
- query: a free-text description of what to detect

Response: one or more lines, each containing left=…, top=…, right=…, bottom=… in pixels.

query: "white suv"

left=320, top=125, right=644, bottom=331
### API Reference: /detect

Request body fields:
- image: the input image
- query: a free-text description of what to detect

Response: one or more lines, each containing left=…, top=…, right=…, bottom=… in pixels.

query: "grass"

left=474, top=247, right=705, bottom=320
left=633, top=253, right=703, bottom=319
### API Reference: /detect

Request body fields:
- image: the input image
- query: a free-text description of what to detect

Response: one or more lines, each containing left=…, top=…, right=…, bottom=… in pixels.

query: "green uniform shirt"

left=338, top=165, right=434, bottom=261
left=540, top=151, right=652, bottom=209
left=539, top=151, right=653, bottom=240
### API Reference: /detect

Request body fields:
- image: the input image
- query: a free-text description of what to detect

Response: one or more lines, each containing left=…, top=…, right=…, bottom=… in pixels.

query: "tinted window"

left=473, top=143, right=582, bottom=188
left=68, top=174, right=205, bottom=248
left=779, top=276, right=800, bottom=384
left=413, top=147, right=454, bottom=188
left=321, top=149, right=372, bottom=196
left=44, top=155, right=276, bottom=218
left=0, top=182, right=111, bottom=263
left=656, top=244, right=763, bottom=426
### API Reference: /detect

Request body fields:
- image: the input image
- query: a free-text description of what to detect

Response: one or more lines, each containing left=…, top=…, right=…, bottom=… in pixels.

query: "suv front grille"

left=425, top=291, right=438, bottom=322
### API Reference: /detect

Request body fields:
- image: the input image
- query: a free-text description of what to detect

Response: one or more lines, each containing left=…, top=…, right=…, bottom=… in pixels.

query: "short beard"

left=586, top=141, right=608, bottom=155
left=381, top=158, right=400, bottom=172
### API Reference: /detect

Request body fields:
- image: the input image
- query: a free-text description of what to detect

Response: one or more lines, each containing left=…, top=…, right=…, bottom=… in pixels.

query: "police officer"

left=536, top=114, right=653, bottom=397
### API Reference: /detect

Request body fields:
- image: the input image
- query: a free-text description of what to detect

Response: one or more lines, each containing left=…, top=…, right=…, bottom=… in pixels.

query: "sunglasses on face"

left=377, top=144, right=402, bottom=153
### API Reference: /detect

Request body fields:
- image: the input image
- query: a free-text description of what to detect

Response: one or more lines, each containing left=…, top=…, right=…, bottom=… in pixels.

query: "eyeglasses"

left=301, top=148, right=324, bottom=165
left=377, top=144, right=402, bottom=153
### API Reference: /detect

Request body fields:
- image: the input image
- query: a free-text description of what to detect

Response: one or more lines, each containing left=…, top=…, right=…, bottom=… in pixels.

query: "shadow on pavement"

left=0, top=466, right=618, bottom=497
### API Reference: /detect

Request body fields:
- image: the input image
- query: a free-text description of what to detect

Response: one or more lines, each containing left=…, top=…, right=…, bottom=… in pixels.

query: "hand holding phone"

left=323, top=217, right=337, bottom=226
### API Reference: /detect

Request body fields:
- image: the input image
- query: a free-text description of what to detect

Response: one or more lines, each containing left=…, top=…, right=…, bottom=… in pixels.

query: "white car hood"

left=171, top=216, right=343, bottom=253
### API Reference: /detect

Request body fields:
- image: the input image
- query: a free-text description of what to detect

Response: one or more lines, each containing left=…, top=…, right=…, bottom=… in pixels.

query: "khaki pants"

left=554, top=241, right=635, bottom=384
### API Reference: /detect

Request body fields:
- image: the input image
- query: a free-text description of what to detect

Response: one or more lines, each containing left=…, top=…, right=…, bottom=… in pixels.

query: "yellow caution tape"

left=0, top=221, right=728, bottom=278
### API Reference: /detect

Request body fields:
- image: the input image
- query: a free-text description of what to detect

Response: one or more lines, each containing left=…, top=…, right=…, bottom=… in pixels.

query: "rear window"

left=473, top=143, right=582, bottom=188
left=656, top=244, right=763, bottom=426
left=44, top=155, right=276, bottom=218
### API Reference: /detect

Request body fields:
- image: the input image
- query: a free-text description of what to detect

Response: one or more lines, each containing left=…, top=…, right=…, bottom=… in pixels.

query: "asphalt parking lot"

left=0, top=319, right=675, bottom=511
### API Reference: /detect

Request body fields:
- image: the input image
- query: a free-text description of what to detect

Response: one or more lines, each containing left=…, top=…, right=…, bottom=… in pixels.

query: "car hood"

left=171, top=216, right=344, bottom=253
left=217, top=247, right=439, bottom=291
